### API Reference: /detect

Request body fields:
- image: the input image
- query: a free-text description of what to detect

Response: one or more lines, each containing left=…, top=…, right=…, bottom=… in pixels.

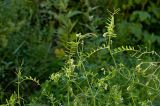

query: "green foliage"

left=90, top=0, right=160, bottom=50
left=29, top=11, right=160, bottom=106
left=113, top=46, right=137, bottom=54
left=0, top=0, right=94, bottom=103
left=1, top=65, right=39, bottom=106
left=0, top=0, right=160, bottom=105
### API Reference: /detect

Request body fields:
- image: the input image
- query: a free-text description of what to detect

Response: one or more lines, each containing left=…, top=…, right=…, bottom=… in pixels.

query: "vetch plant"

left=2, top=61, right=40, bottom=106
left=30, top=9, right=160, bottom=106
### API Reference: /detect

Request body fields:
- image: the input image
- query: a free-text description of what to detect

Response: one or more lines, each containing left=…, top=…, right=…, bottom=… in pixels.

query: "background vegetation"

left=0, top=0, right=160, bottom=105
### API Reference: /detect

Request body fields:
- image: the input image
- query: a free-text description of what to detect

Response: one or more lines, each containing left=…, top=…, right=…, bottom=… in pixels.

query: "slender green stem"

left=67, top=85, right=70, bottom=106
left=17, top=71, right=21, bottom=106
left=81, top=62, right=96, bottom=105
left=108, top=36, right=117, bottom=67
left=131, top=95, right=136, bottom=106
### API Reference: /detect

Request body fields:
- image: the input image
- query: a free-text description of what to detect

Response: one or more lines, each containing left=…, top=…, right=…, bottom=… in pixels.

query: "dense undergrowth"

left=0, top=0, right=160, bottom=106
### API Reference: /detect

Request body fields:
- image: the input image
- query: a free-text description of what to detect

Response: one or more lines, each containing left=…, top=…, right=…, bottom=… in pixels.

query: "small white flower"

left=81, top=40, right=84, bottom=45
left=70, top=58, right=74, bottom=64
left=103, top=32, right=107, bottom=37
left=76, top=33, right=81, bottom=37
left=89, top=16, right=93, bottom=21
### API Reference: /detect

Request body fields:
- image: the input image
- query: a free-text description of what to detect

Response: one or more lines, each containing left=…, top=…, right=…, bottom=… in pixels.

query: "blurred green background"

left=0, top=0, right=160, bottom=104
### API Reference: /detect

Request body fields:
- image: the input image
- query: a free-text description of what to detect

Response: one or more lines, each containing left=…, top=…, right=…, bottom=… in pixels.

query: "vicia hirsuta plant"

left=31, top=9, right=160, bottom=106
